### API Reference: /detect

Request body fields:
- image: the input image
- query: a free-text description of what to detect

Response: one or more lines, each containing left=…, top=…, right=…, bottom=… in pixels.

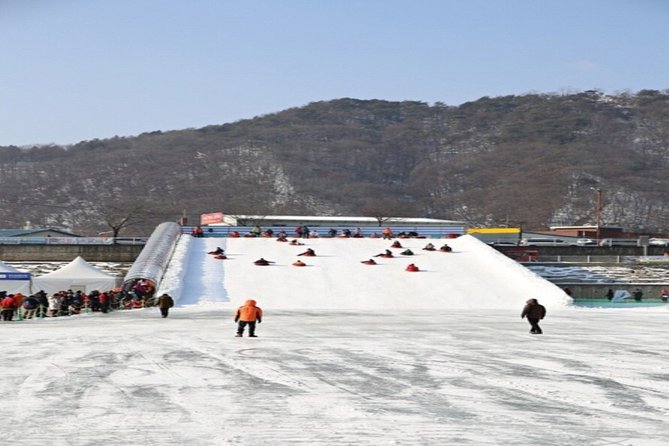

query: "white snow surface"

left=3, top=235, right=669, bottom=445
left=158, top=235, right=572, bottom=310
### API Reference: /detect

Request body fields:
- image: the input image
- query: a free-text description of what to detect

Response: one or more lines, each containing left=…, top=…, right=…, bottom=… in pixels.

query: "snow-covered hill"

left=157, top=235, right=572, bottom=310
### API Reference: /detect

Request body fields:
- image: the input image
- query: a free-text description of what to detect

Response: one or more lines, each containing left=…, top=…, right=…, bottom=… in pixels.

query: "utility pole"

left=591, top=188, right=602, bottom=243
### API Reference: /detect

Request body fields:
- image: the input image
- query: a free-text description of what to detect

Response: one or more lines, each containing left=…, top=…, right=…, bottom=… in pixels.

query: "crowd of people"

left=0, top=279, right=158, bottom=322
left=192, top=225, right=436, bottom=240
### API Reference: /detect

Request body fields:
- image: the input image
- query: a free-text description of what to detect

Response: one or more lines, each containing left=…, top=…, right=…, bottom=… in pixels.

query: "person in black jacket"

left=521, top=298, right=546, bottom=334
left=157, top=293, right=175, bottom=318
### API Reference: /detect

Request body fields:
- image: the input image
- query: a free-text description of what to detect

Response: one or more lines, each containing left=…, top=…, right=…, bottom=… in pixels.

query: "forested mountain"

left=1, top=90, right=668, bottom=236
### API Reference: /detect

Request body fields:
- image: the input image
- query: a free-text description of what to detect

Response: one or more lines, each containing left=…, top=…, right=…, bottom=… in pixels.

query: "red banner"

left=200, top=212, right=224, bottom=225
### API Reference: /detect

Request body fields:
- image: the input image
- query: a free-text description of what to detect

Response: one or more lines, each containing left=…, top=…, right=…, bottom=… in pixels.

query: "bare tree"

left=100, top=203, right=152, bottom=239
left=361, top=198, right=416, bottom=226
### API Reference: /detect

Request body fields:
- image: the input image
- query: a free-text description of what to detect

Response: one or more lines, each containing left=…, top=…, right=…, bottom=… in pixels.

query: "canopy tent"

left=0, top=261, right=32, bottom=295
left=33, top=256, right=118, bottom=295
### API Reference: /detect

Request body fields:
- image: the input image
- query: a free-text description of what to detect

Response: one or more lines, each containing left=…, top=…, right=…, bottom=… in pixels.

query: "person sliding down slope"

left=235, top=299, right=263, bottom=337
left=373, top=249, right=394, bottom=258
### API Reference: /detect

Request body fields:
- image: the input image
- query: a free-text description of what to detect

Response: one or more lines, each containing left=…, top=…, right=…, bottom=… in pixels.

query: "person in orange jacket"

left=12, top=292, right=25, bottom=309
left=234, top=299, right=263, bottom=337
left=382, top=227, right=393, bottom=240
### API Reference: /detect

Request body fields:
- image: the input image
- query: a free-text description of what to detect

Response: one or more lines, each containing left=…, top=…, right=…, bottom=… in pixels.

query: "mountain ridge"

left=0, top=90, right=667, bottom=235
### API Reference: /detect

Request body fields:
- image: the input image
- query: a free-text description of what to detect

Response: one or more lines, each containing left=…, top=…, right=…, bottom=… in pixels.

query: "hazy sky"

left=1, top=0, right=667, bottom=146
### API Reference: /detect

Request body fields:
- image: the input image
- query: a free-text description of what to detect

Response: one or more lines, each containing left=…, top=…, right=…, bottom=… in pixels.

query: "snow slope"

left=157, top=235, right=572, bottom=310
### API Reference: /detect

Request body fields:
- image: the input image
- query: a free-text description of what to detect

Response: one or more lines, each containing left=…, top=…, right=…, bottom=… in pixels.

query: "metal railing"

left=181, top=225, right=466, bottom=239
left=0, top=237, right=147, bottom=245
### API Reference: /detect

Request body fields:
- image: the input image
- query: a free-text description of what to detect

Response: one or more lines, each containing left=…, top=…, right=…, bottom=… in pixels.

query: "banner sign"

left=467, top=227, right=521, bottom=234
left=201, top=212, right=224, bottom=225
left=0, top=272, right=31, bottom=280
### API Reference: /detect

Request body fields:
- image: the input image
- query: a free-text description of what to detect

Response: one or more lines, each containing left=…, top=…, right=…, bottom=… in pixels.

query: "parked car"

left=113, top=237, right=148, bottom=245
left=520, top=238, right=571, bottom=246
left=575, top=238, right=597, bottom=246
left=649, top=238, right=669, bottom=246
left=488, top=241, right=519, bottom=247
left=599, top=238, right=639, bottom=247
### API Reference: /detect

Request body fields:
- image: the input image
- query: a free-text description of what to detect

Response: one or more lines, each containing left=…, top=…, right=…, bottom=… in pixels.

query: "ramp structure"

left=157, top=235, right=571, bottom=310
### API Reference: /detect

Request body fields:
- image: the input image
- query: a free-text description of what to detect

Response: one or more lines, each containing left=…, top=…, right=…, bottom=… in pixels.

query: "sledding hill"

left=158, top=235, right=571, bottom=310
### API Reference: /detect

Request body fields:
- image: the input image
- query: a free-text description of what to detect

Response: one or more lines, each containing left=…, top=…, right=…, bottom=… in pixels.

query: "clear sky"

left=1, top=0, right=667, bottom=146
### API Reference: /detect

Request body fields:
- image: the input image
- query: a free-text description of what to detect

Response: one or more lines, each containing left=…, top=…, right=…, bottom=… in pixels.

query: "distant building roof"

left=0, top=228, right=81, bottom=237
left=217, top=215, right=466, bottom=227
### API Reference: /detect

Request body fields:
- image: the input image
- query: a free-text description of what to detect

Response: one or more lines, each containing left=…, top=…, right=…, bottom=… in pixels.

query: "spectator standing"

left=48, top=293, right=62, bottom=317
left=34, top=290, right=48, bottom=317
left=1, top=294, right=17, bottom=321
left=22, top=295, right=39, bottom=319
left=660, top=288, right=669, bottom=302
left=191, top=226, right=204, bottom=237
left=235, top=299, right=263, bottom=337
left=99, top=292, right=110, bottom=314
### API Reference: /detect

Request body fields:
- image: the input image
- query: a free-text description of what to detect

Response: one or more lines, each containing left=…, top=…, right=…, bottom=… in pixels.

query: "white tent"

left=0, top=261, right=32, bottom=295
left=33, top=256, right=118, bottom=295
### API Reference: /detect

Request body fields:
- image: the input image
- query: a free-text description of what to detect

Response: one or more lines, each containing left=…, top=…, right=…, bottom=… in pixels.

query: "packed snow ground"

left=2, top=236, right=669, bottom=445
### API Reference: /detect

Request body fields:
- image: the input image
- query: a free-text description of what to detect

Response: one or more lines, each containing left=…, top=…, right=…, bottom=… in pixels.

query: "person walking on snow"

left=521, top=298, right=546, bottom=334
left=157, top=293, right=174, bottom=318
left=235, top=299, right=263, bottom=337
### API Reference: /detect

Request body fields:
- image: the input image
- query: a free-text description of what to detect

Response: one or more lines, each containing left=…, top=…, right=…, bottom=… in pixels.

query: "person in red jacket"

left=1, top=294, right=17, bottom=321
left=405, top=263, right=420, bottom=272
left=234, top=299, right=263, bottom=337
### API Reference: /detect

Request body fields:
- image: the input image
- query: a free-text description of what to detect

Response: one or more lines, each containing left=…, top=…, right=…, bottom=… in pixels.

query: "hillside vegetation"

left=1, top=90, right=668, bottom=235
